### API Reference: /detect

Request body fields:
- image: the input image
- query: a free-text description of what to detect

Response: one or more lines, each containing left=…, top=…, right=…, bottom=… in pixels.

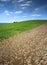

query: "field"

left=0, top=20, right=47, bottom=41
left=0, top=23, right=47, bottom=65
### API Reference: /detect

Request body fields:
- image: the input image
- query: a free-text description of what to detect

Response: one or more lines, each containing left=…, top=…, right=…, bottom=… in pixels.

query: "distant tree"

left=13, top=21, right=16, bottom=23
left=13, top=21, right=18, bottom=23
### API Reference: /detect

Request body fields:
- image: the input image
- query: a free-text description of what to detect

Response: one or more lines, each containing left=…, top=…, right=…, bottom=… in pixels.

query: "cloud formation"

left=20, top=3, right=30, bottom=7
left=4, top=10, right=10, bottom=15
left=31, top=14, right=41, bottom=16
left=26, top=1, right=32, bottom=4
left=20, top=0, right=32, bottom=10
left=0, top=0, right=47, bottom=23
left=4, top=10, right=23, bottom=15
left=15, top=11, right=23, bottom=14
left=4, top=10, right=13, bottom=15
left=22, top=7, right=26, bottom=9
left=18, top=0, right=24, bottom=2
left=35, top=8, right=39, bottom=11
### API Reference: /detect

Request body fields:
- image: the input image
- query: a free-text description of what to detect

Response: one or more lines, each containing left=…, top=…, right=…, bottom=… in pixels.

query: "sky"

left=0, top=0, right=47, bottom=23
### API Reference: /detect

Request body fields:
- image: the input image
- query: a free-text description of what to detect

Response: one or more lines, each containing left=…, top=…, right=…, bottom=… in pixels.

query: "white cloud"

left=20, top=1, right=32, bottom=7
left=4, top=10, right=13, bottom=15
left=26, top=1, right=32, bottom=4
left=4, top=10, right=10, bottom=15
left=10, top=12, right=13, bottom=14
left=20, top=3, right=30, bottom=7
left=22, top=7, right=26, bottom=9
left=18, top=0, right=24, bottom=2
left=35, top=4, right=47, bottom=11
left=4, top=10, right=8, bottom=13
left=35, top=8, right=39, bottom=11
left=6, top=13, right=10, bottom=15
left=4, top=10, right=23, bottom=15
left=31, top=14, right=41, bottom=16
left=15, top=11, right=23, bottom=14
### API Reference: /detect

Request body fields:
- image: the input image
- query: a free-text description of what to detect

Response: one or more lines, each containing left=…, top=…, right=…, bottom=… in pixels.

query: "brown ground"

left=0, top=24, right=47, bottom=65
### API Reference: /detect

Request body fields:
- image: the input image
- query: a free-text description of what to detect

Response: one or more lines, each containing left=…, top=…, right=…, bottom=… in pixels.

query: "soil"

left=0, top=23, right=47, bottom=65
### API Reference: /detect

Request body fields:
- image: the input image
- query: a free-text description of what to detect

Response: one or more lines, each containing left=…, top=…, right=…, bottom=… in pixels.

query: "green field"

left=0, top=20, right=47, bottom=41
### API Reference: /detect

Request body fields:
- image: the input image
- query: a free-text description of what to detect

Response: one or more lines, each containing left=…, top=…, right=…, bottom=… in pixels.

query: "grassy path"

left=0, top=23, right=47, bottom=65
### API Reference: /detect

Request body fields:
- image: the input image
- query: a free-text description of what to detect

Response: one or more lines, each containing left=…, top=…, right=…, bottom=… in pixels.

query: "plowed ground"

left=0, top=24, right=47, bottom=65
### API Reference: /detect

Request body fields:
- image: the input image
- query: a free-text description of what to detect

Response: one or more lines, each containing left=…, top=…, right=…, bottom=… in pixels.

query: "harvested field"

left=0, top=23, right=47, bottom=65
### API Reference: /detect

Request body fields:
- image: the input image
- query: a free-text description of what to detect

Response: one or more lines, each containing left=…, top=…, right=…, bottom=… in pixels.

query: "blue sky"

left=0, top=0, right=47, bottom=23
